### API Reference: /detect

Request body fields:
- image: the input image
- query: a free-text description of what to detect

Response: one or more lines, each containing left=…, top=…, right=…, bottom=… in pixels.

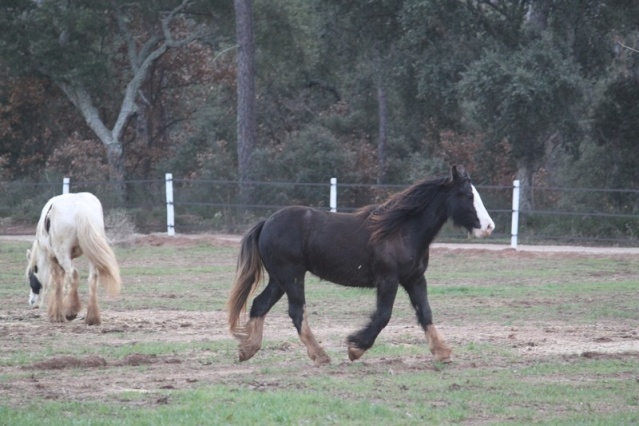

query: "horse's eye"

left=34, top=266, right=38, bottom=274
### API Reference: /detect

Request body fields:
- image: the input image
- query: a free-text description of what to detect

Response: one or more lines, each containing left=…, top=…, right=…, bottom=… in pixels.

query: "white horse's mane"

left=25, top=239, right=41, bottom=279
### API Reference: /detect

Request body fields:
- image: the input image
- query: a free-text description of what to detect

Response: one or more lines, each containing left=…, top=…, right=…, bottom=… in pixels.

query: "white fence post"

left=62, top=177, right=70, bottom=194
left=511, top=180, right=520, bottom=249
left=330, top=178, right=337, bottom=212
left=166, top=173, right=175, bottom=236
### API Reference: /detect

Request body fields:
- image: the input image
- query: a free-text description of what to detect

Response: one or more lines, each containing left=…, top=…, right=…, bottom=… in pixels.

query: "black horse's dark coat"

left=260, top=207, right=375, bottom=288
left=228, top=165, right=490, bottom=363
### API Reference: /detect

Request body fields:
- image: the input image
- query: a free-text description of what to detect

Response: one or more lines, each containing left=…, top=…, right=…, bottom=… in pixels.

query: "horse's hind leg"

left=63, top=269, right=82, bottom=321
left=235, top=279, right=285, bottom=362
left=47, top=258, right=66, bottom=323
left=283, top=273, right=331, bottom=366
left=297, top=305, right=331, bottom=365
left=85, top=266, right=101, bottom=326
left=402, top=276, right=451, bottom=363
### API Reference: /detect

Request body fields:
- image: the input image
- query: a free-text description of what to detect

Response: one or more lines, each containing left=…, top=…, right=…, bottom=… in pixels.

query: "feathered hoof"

left=238, top=345, right=259, bottom=362
left=63, top=299, right=81, bottom=321
left=85, top=315, right=101, bottom=326
left=237, top=336, right=261, bottom=362
left=347, top=344, right=365, bottom=361
left=310, top=351, right=331, bottom=366
left=48, top=312, right=66, bottom=323
left=431, top=346, right=452, bottom=363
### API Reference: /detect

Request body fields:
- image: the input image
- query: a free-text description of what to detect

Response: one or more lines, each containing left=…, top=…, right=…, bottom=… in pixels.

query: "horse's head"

left=448, top=165, right=495, bottom=238
left=25, top=243, right=45, bottom=308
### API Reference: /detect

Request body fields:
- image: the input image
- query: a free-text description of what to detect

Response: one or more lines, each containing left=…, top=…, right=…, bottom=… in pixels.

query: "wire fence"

left=1, top=176, right=637, bottom=246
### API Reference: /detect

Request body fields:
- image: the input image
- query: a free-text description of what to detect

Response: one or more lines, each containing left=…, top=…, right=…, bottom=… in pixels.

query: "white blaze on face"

left=471, top=185, right=495, bottom=238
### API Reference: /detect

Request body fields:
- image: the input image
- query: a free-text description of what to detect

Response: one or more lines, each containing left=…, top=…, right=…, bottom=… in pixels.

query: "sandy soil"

left=2, top=306, right=637, bottom=406
left=1, top=234, right=637, bottom=410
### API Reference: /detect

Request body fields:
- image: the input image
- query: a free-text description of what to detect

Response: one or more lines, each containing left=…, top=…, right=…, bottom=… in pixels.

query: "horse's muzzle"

left=472, top=221, right=495, bottom=238
left=29, top=291, right=40, bottom=308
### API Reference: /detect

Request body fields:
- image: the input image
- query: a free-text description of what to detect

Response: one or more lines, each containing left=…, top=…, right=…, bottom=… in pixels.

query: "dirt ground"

left=1, top=234, right=638, bottom=410
left=2, top=309, right=637, bottom=408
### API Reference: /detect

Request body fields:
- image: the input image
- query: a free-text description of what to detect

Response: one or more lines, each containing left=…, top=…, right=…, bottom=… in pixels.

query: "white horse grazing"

left=25, top=192, right=121, bottom=325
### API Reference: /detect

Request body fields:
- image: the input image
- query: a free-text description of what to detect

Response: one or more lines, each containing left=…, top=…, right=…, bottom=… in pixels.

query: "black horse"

left=228, top=165, right=494, bottom=365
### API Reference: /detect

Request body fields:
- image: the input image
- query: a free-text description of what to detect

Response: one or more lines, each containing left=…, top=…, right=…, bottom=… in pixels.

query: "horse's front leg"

left=402, top=275, right=452, bottom=363
left=85, top=266, right=101, bottom=326
left=63, top=268, right=82, bottom=321
left=347, top=279, right=398, bottom=361
left=47, top=259, right=66, bottom=323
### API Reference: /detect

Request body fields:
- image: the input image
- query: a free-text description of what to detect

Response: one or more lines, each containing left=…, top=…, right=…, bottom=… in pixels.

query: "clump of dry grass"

left=104, top=209, right=136, bottom=247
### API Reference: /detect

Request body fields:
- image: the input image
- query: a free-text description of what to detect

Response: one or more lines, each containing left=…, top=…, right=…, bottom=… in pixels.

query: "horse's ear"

left=451, top=165, right=468, bottom=182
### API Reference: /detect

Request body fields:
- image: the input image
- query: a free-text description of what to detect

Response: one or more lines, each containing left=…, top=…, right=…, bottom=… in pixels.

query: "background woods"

left=0, top=0, right=638, bottom=235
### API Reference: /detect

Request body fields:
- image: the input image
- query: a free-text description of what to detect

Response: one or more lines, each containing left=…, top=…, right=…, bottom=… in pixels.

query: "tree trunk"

left=516, top=163, right=535, bottom=213
left=374, top=46, right=388, bottom=185
left=135, top=88, right=152, bottom=179
left=56, top=82, right=127, bottom=187
left=50, top=1, right=198, bottom=199
left=234, top=0, right=257, bottom=204
left=525, top=0, right=552, bottom=32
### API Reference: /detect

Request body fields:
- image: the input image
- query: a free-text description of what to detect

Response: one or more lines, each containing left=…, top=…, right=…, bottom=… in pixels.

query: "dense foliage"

left=0, top=1, right=638, bottom=233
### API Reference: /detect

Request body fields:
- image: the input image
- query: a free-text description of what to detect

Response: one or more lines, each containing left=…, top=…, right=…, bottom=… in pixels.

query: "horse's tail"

left=76, top=213, right=122, bottom=296
left=227, top=220, right=266, bottom=334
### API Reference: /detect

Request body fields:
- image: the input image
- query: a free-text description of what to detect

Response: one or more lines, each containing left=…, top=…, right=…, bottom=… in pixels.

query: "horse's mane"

left=357, top=175, right=454, bottom=242
left=25, top=202, right=50, bottom=279
left=25, top=239, right=40, bottom=279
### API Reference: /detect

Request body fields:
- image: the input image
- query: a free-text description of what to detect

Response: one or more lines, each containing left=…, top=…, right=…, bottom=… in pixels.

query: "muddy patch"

left=24, top=355, right=108, bottom=370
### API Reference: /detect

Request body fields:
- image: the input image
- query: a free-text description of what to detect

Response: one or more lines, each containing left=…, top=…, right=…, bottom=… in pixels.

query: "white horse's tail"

left=76, top=213, right=122, bottom=296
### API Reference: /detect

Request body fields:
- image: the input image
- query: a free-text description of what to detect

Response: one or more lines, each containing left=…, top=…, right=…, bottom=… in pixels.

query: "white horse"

left=25, top=192, right=121, bottom=325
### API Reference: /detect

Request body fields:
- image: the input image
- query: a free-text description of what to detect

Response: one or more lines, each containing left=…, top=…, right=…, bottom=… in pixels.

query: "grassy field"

left=1, top=235, right=638, bottom=425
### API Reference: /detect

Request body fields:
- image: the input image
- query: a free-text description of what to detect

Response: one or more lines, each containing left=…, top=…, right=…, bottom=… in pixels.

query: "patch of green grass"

left=2, top=345, right=639, bottom=425
left=0, top=384, right=407, bottom=425
left=2, top=240, right=639, bottom=425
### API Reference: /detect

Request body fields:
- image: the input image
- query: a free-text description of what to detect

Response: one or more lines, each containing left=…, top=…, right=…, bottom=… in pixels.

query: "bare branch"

left=55, top=81, right=116, bottom=150
left=617, top=40, right=639, bottom=54
left=161, top=0, right=195, bottom=46
left=213, top=44, right=238, bottom=63
left=113, top=1, right=137, bottom=70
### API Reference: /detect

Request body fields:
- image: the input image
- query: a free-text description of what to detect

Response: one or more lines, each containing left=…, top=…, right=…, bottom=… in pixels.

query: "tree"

left=233, top=0, right=256, bottom=202
left=458, top=39, right=583, bottom=210
left=0, top=0, right=206, bottom=188
left=399, top=0, right=472, bottom=133
left=314, top=0, right=410, bottom=184
left=0, top=75, right=61, bottom=179
left=592, top=76, right=639, bottom=190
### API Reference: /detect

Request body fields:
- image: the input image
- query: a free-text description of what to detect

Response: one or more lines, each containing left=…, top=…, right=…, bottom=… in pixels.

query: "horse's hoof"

left=65, top=313, right=77, bottom=321
left=49, top=314, right=66, bottom=323
left=347, top=345, right=365, bottom=361
left=312, top=352, right=331, bottom=366
left=85, top=317, right=101, bottom=326
left=238, top=351, right=253, bottom=362
left=238, top=345, right=259, bottom=362
left=432, top=348, right=453, bottom=363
